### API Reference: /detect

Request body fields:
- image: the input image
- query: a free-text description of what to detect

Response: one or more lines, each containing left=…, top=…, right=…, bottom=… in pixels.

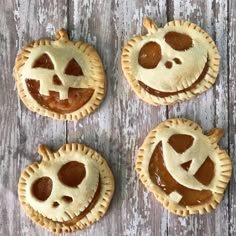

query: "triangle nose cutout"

left=53, top=75, right=63, bottom=85
left=181, top=160, right=192, bottom=171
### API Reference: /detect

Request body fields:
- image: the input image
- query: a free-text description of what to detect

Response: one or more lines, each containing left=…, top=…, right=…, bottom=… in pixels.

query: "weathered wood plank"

left=0, top=1, right=67, bottom=236
left=0, top=0, right=234, bottom=235
left=67, top=0, right=168, bottom=235
left=167, top=0, right=229, bottom=236
left=228, top=0, right=236, bottom=235
left=109, top=3, right=168, bottom=236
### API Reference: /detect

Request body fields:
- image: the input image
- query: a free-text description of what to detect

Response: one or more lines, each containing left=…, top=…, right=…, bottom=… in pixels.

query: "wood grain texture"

left=167, top=1, right=230, bottom=236
left=0, top=0, right=234, bottom=236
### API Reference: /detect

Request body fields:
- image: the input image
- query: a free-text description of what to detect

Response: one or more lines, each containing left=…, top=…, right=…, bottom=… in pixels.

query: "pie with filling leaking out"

left=14, top=29, right=105, bottom=120
left=18, top=144, right=114, bottom=233
left=135, top=118, right=232, bottom=216
left=121, top=18, right=220, bottom=105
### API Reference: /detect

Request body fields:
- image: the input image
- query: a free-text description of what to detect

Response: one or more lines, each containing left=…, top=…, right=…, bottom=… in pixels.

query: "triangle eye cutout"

left=32, top=53, right=54, bottom=69
left=168, top=134, right=194, bottom=154
left=64, top=58, right=83, bottom=76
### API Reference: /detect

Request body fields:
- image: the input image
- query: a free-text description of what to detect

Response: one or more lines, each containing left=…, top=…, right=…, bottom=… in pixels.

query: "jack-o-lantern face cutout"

left=136, top=118, right=232, bottom=216
left=121, top=18, right=220, bottom=105
left=14, top=29, right=105, bottom=120
left=18, top=144, right=114, bottom=233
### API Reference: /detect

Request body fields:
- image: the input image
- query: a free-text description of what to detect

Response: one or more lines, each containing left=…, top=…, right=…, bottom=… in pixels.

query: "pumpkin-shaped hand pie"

left=14, top=29, right=105, bottom=120
left=18, top=144, right=114, bottom=233
left=121, top=18, right=220, bottom=105
left=135, top=118, right=231, bottom=216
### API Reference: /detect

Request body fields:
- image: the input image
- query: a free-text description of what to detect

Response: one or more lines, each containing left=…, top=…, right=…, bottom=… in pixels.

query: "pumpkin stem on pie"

left=143, top=17, right=158, bottom=34
left=207, top=128, right=224, bottom=143
left=121, top=18, right=220, bottom=105
left=18, top=143, right=115, bottom=233
left=136, top=118, right=232, bottom=216
left=56, top=28, right=69, bottom=42
left=38, top=144, right=53, bottom=161
left=15, top=28, right=105, bottom=120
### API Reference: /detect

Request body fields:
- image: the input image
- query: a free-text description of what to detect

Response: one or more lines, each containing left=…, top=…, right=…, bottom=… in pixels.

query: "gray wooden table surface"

left=0, top=0, right=235, bottom=235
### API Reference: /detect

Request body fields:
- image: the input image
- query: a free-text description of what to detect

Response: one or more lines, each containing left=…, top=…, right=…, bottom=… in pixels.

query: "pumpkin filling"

left=148, top=142, right=214, bottom=206
left=138, top=60, right=208, bottom=98
left=164, top=31, right=193, bottom=51
left=26, top=80, right=94, bottom=114
left=63, top=176, right=102, bottom=226
left=58, top=161, right=86, bottom=187
left=137, top=32, right=207, bottom=98
left=138, top=42, right=162, bottom=69
left=32, top=177, right=53, bottom=201
left=33, top=53, right=54, bottom=70
left=168, top=134, right=194, bottom=154
left=31, top=160, right=102, bottom=225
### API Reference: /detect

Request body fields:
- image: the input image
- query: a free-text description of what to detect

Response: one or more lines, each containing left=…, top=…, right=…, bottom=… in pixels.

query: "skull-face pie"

left=135, top=118, right=231, bottom=216
left=121, top=18, right=220, bottom=105
left=18, top=144, right=114, bottom=233
left=14, top=29, right=105, bottom=120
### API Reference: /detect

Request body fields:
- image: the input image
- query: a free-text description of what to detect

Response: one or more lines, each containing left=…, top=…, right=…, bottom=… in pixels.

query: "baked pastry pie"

left=135, top=118, right=231, bottom=216
left=14, top=29, right=105, bottom=120
left=121, top=18, right=220, bottom=105
left=18, top=144, right=114, bottom=233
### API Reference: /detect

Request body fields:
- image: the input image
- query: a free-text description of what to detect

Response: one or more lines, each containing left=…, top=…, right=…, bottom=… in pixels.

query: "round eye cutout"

left=164, top=31, right=193, bottom=51
left=58, top=161, right=86, bottom=187
left=32, top=176, right=53, bottom=201
left=138, top=42, right=162, bottom=69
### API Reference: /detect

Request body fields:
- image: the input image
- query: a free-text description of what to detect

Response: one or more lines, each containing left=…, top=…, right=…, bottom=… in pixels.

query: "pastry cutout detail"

left=18, top=144, right=114, bottom=233
left=168, top=134, right=194, bottom=154
left=61, top=196, right=73, bottom=203
left=32, top=177, right=53, bottom=201
left=194, top=157, right=214, bottom=186
left=181, top=160, right=192, bottom=171
left=58, top=161, right=86, bottom=187
left=122, top=18, right=220, bottom=105
left=148, top=142, right=213, bottom=206
left=25, top=79, right=94, bottom=114
left=136, top=118, right=232, bottom=216
left=14, top=28, right=105, bottom=120
left=53, top=75, right=63, bottom=85
left=164, top=31, right=193, bottom=51
left=32, top=53, right=54, bottom=69
left=64, top=58, right=83, bottom=76
left=138, top=42, right=162, bottom=69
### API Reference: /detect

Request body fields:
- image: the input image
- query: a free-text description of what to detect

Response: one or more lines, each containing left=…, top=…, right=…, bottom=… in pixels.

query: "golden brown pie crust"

left=14, top=29, right=106, bottom=120
left=121, top=18, right=220, bottom=105
left=135, top=118, right=232, bottom=216
left=18, top=144, right=114, bottom=233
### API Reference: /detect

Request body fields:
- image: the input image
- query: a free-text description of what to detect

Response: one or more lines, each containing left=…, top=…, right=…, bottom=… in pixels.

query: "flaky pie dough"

left=18, top=144, right=114, bottom=233
left=14, top=29, right=105, bottom=120
left=121, top=18, right=220, bottom=105
left=135, top=118, right=231, bottom=216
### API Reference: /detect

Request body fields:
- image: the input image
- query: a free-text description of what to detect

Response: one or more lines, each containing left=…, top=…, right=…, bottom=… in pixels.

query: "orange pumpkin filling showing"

left=137, top=31, right=208, bottom=98
left=27, top=54, right=94, bottom=113
left=138, top=61, right=208, bottom=98
left=59, top=161, right=102, bottom=225
left=148, top=142, right=214, bottom=206
left=32, top=161, right=102, bottom=225
left=63, top=177, right=101, bottom=226
left=26, top=80, right=94, bottom=114
left=138, top=42, right=162, bottom=69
